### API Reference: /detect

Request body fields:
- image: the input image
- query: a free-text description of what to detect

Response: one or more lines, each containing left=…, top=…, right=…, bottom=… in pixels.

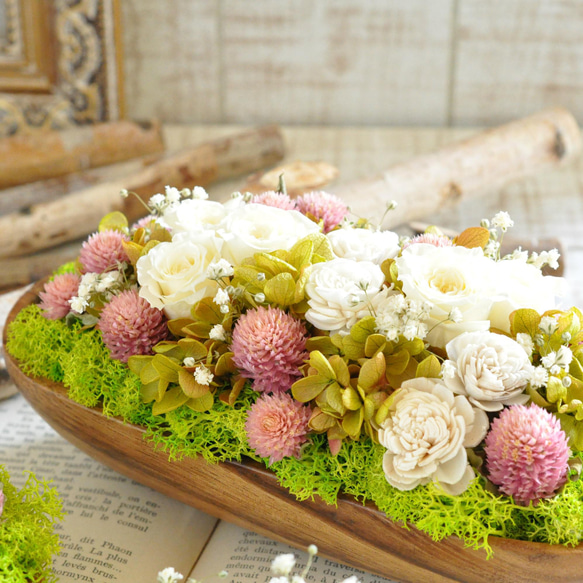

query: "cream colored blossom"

left=443, top=331, right=532, bottom=412
left=378, top=378, right=488, bottom=495
left=136, top=231, right=222, bottom=319
left=217, top=204, right=319, bottom=265
left=327, top=226, right=400, bottom=265
left=305, top=258, right=392, bottom=334
left=395, top=244, right=496, bottom=348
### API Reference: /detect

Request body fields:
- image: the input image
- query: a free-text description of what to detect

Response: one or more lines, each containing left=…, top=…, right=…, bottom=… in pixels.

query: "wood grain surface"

left=120, top=0, right=583, bottom=127
left=5, top=283, right=583, bottom=583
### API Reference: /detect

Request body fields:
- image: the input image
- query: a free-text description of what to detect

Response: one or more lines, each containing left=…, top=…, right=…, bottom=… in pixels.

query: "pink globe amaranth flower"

left=79, top=229, right=129, bottom=274
left=131, top=215, right=157, bottom=232
left=231, top=306, right=307, bottom=393
left=245, top=392, right=311, bottom=464
left=38, top=272, right=80, bottom=320
left=295, top=191, right=349, bottom=233
left=401, top=233, right=453, bottom=251
left=485, top=404, right=571, bottom=506
left=97, top=289, right=169, bottom=363
left=252, top=191, right=297, bottom=210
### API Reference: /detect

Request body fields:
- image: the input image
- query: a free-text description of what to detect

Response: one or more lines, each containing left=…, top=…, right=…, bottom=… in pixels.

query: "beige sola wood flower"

left=442, top=330, right=532, bottom=411
left=378, top=378, right=489, bottom=495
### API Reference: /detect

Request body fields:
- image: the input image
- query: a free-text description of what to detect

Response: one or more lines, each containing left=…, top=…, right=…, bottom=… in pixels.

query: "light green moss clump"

left=7, top=304, right=583, bottom=554
left=0, top=465, right=63, bottom=582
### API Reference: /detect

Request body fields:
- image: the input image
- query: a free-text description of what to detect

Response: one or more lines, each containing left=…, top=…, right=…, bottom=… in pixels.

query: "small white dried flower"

left=271, top=553, right=296, bottom=576
left=563, top=376, right=573, bottom=388
left=157, top=567, right=184, bottom=583
left=448, top=307, right=463, bottom=324
left=69, top=296, right=88, bottom=314
left=220, top=304, right=230, bottom=314
left=515, top=333, right=534, bottom=356
left=541, top=346, right=573, bottom=371
left=483, top=240, right=500, bottom=259
left=209, top=324, right=227, bottom=342
left=539, top=315, right=559, bottom=336
left=213, top=288, right=230, bottom=306
left=119, top=188, right=129, bottom=198
left=206, top=259, right=234, bottom=280
left=183, top=357, right=196, bottom=368
left=340, top=577, right=361, bottom=583
left=530, top=366, right=549, bottom=388
left=542, top=248, right=560, bottom=270
left=191, top=186, right=209, bottom=200
left=149, top=193, right=166, bottom=209
left=307, top=544, right=318, bottom=556
left=257, top=272, right=266, bottom=281
left=254, top=292, right=266, bottom=303
left=180, top=187, right=192, bottom=198
left=164, top=185, right=181, bottom=203
left=194, top=365, right=214, bottom=386
left=491, top=211, right=514, bottom=231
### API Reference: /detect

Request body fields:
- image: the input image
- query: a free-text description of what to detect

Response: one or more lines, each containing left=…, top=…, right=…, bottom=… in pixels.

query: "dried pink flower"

left=485, top=404, right=571, bottom=505
left=0, top=489, right=4, bottom=517
left=97, top=289, right=169, bottom=362
left=252, top=191, right=297, bottom=210
left=231, top=306, right=307, bottom=393
left=38, top=273, right=80, bottom=320
left=131, top=215, right=157, bottom=232
left=79, top=229, right=129, bottom=274
left=401, top=233, right=453, bottom=251
left=245, top=392, right=311, bottom=464
left=295, top=191, right=349, bottom=233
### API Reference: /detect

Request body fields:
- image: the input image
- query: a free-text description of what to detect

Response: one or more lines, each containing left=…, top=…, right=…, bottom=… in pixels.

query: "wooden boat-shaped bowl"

left=5, top=285, right=583, bottom=583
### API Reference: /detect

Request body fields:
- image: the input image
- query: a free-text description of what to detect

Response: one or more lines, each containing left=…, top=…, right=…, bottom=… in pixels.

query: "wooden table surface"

left=165, top=124, right=583, bottom=307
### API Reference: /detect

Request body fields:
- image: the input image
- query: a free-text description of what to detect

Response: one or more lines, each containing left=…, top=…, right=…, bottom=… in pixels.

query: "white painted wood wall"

left=120, top=0, right=583, bottom=126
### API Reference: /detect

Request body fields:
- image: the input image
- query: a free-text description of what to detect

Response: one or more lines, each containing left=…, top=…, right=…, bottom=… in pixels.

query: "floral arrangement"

left=7, top=184, right=583, bottom=555
left=0, top=464, right=63, bottom=582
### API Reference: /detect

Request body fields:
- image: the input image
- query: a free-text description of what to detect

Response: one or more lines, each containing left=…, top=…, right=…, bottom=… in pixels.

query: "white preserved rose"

left=304, top=258, right=391, bottom=334
left=489, top=257, right=567, bottom=332
left=136, top=231, right=223, bottom=319
left=217, top=203, right=320, bottom=265
left=378, top=378, right=489, bottom=495
left=327, top=227, right=400, bottom=265
left=443, top=331, right=532, bottom=411
left=161, top=199, right=227, bottom=234
left=395, top=244, right=497, bottom=348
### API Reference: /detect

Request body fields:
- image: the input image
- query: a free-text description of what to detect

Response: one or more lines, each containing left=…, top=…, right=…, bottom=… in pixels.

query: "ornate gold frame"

left=0, top=0, right=124, bottom=136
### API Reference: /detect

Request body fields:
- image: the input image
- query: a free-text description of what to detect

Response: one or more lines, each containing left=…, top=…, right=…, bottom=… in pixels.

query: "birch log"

left=333, top=108, right=582, bottom=227
left=0, top=120, right=165, bottom=189
left=0, top=125, right=284, bottom=259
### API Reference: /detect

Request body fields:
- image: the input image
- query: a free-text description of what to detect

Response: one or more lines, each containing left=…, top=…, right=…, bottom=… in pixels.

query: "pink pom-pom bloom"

left=401, top=233, right=453, bottom=251
left=79, top=229, right=129, bottom=274
left=38, top=273, right=80, bottom=320
left=245, top=392, right=311, bottom=464
left=231, top=306, right=307, bottom=393
left=485, top=404, right=571, bottom=505
left=252, top=191, right=297, bottom=210
left=295, top=191, right=349, bottom=233
left=97, top=289, right=169, bottom=363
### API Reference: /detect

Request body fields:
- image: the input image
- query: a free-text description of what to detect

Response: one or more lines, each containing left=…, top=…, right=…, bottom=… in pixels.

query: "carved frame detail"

left=0, top=0, right=124, bottom=136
